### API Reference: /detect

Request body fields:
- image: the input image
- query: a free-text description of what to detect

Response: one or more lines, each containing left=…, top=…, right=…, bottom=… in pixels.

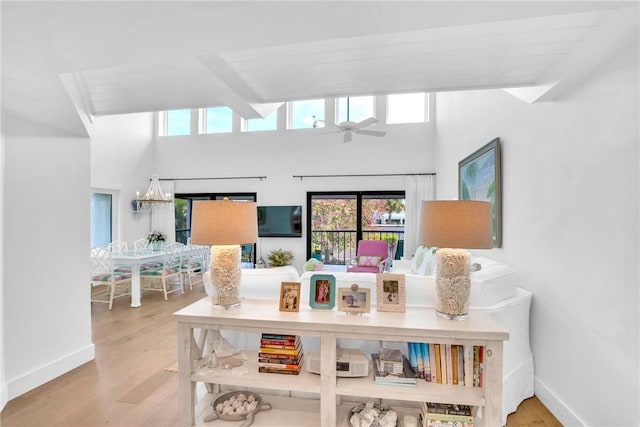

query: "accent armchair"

left=346, top=240, right=389, bottom=273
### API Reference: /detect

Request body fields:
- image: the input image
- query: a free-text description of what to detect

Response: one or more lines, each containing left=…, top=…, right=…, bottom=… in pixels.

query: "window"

left=336, top=96, right=374, bottom=123
left=91, top=193, right=112, bottom=247
left=243, top=110, right=278, bottom=132
left=201, top=107, right=233, bottom=134
left=307, top=191, right=405, bottom=265
left=158, top=109, right=191, bottom=136
left=287, top=99, right=325, bottom=129
left=387, top=93, right=428, bottom=124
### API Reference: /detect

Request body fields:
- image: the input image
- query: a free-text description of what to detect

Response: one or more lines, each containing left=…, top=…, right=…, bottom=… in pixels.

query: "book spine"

left=260, top=338, right=298, bottom=346
left=260, top=343, right=298, bottom=350
left=261, top=333, right=297, bottom=340
left=258, top=357, right=301, bottom=365
left=451, top=345, right=458, bottom=385
left=463, top=345, right=473, bottom=387
left=473, top=346, right=480, bottom=387
left=478, top=345, right=484, bottom=388
left=257, top=347, right=301, bottom=356
left=428, top=344, right=437, bottom=383
left=457, top=345, right=464, bottom=387
left=434, top=344, right=442, bottom=384
left=258, top=367, right=300, bottom=375
left=408, top=342, right=419, bottom=375
left=425, top=413, right=474, bottom=423
left=258, top=352, right=302, bottom=360
left=445, top=344, right=453, bottom=385
left=421, top=342, right=431, bottom=382
left=415, top=343, right=425, bottom=379
left=440, top=344, right=448, bottom=385
left=257, top=362, right=301, bottom=370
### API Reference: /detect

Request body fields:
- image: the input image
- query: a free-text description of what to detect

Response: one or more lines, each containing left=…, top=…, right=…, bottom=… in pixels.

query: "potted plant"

left=147, top=230, right=167, bottom=250
left=267, top=249, right=294, bottom=267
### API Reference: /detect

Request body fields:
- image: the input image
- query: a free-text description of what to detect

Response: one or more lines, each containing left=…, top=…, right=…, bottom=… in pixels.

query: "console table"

left=175, top=298, right=509, bottom=427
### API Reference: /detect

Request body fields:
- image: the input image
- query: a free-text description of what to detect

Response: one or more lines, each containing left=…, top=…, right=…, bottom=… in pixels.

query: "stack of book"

left=378, top=348, right=404, bottom=374
left=257, top=333, right=303, bottom=375
left=371, top=351, right=418, bottom=387
left=420, top=402, right=474, bottom=427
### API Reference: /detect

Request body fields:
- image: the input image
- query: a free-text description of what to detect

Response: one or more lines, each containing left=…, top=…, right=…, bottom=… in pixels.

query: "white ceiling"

left=1, top=1, right=638, bottom=137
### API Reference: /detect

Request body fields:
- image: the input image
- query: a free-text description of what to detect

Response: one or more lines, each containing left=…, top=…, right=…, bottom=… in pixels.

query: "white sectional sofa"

left=209, top=260, right=534, bottom=424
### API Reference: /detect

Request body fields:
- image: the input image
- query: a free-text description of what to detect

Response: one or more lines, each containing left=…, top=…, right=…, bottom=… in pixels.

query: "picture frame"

left=309, top=274, right=335, bottom=309
left=376, top=273, right=406, bottom=312
left=459, top=137, right=502, bottom=247
left=337, top=284, right=371, bottom=314
left=279, top=281, right=301, bottom=312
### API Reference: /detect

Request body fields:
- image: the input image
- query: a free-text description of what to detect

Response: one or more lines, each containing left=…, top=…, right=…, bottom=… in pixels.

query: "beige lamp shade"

left=191, top=200, right=258, bottom=245
left=419, top=200, right=493, bottom=249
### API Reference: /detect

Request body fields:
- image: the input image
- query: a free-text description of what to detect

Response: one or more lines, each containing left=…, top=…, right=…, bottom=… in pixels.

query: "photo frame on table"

left=309, top=274, right=335, bottom=309
left=279, top=281, right=301, bottom=312
left=376, top=273, right=406, bottom=312
left=337, top=284, right=371, bottom=314
left=459, top=137, right=502, bottom=247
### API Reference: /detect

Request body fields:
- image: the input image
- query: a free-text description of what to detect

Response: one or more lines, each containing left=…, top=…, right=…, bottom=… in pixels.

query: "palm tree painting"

left=459, top=138, right=502, bottom=247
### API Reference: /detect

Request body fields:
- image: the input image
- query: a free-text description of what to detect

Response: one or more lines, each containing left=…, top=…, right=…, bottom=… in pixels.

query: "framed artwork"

left=279, top=281, right=301, bottom=312
left=376, top=273, right=406, bottom=312
left=337, top=284, right=371, bottom=314
left=309, top=274, right=335, bottom=309
left=459, top=137, right=502, bottom=247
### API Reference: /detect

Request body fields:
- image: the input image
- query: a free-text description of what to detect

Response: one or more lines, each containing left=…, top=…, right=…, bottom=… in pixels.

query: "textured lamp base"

left=209, top=245, right=242, bottom=309
left=435, top=248, right=471, bottom=320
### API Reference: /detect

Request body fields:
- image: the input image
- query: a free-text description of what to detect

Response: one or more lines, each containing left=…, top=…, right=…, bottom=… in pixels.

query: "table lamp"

left=191, top=200, right=258, bottom=309
left=420, top=200, right=493, bottom=319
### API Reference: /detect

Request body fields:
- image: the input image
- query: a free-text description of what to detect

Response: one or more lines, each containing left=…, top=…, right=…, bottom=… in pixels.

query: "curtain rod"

left=292, top=172, right=435, bottom=180
left=159, top=176, right=267, bottom=181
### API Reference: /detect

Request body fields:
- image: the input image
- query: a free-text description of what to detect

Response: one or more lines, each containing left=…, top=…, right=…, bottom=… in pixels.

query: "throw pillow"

left=410, top=246, right=427, bottom=274
left=357, top=255, right=381, bottom=267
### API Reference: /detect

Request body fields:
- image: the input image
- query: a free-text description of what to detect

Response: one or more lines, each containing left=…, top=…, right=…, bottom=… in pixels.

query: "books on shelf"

left=371, top=353, right=418, bottom=387
left=258, top=333, right=303, bottom=375
left=408, top=342, right=484, bottom=388
left=421, top=402, right=474, bottom=427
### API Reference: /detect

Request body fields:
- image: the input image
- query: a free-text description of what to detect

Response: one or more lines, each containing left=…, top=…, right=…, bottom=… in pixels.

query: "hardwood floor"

left=1, top=283, right=562, bottom=426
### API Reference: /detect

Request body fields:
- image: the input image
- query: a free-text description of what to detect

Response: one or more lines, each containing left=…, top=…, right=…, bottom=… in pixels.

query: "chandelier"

left=132, top=175, right=173, bottom=219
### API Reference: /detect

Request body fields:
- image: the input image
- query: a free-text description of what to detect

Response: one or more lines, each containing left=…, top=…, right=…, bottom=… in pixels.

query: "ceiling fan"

left=317, top=117, right=386, bottom=143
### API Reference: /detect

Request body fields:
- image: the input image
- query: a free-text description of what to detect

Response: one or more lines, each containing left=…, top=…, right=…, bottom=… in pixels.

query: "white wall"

left=150, top=106, right=436, bottom=271
left=1, top=129, right=6, bottom=410
left=434, top=42, right=639, bottom=426
left=3, top=136, right=94, bottom=401
left=90, top=112, right=155, bottom=242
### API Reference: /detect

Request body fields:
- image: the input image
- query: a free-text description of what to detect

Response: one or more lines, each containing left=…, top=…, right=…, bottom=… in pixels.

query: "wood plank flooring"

left=1, top=283, right=562, bottom=426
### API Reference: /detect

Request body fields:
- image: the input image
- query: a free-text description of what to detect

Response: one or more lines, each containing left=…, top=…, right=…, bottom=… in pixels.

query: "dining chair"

left=346, top=240, right=390, bottom=273
left=108, top=241, right=132, bottom=273
left=90, top=247, right=131, bottom=310
left=133, top=238, right=151, bottom=253
left=182, top=244, right=206, bottom=290
left=141, top=242, right=184, bottom=299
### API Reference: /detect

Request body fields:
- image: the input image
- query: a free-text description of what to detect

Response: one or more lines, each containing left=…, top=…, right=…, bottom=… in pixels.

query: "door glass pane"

left=91, top=193, right=112, bottom=247
left=362, top=196, right=405, bottom=260
left=310, top=196, right=357, bottom=265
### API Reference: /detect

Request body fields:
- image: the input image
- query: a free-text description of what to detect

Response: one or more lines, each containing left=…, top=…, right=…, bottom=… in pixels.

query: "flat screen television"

left=257, top=205, right=302, bottom=238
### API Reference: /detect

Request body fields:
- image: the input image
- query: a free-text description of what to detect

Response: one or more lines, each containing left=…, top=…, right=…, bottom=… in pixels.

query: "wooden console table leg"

left=320, top=332, right=337, bottom=427
left=482, top=341, right=504, bottom=426
left=178, top=322, right=196, bottom=427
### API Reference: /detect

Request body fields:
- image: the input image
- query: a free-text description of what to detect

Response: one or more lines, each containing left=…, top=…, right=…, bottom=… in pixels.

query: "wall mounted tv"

left=257, top=205, right=302, bottom=238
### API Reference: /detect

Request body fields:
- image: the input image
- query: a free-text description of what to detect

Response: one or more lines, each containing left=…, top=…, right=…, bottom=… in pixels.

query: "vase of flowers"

left=147, top=231, right=167, bottom=251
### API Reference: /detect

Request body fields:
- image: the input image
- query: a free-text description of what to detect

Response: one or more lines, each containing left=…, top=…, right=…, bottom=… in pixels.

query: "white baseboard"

left=535, top=376, right=586, bottom=426
left=1, top=381, right=7, bottom=412
left=7, top=343, right=95, bottom=401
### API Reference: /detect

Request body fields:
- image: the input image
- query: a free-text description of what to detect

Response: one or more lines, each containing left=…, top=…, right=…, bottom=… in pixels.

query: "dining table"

left=111, top=247, right=202, bottom=307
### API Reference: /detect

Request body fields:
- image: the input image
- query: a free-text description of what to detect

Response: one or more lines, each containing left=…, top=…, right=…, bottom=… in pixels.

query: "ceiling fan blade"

left=343, top=131, right=353, bottom=143
left=353, top=117, right=378, bottom=129
left=312, top=129, right=343, bottom=135
left=355, top=129, right=386, bottom=137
